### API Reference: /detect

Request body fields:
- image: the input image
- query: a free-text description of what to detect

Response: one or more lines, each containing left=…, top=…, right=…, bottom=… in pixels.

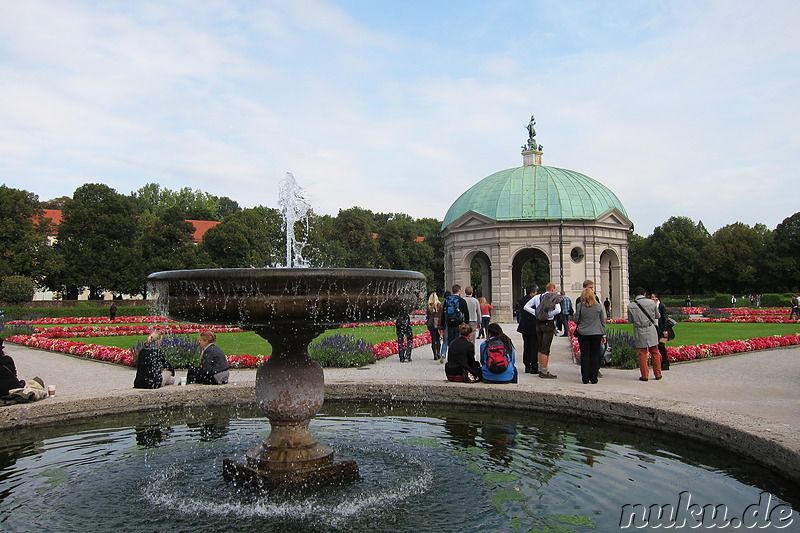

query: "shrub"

left=0, top=318, right=34, bottom=340
left=702, top=308, right=730, bottom=319
left=606, top=330, right=638, bottom=369
left=0, top=276, right=36, bottom=304
left=760, top=293, right=792, bottom=307
left=308, top=334, right=376, bottom=368
left=132, top=334, right=200, bottom=369
left=665, top=307, right=689, bottom=322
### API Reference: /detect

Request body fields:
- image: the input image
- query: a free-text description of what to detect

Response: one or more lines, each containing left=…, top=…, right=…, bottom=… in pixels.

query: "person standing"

left=651, top=293, right=671, bottom=371
left=477, top=297, right=494, bottom=339
left=685, top=295, right=692, bottom=307
left=603, top=297, right=611, bottom=317
left=426, top=292, right=443, bottom=360
left=573, top=287, right=607, bottom=384
left=731, top=295, right=737, bottom=307
left=463, top=286, right=481, bottom=343
left=109, top=302, right=118, bottom=321
left=395, top=312, right=413, bottom=362
left=516, top=284, right=539, bottom=374
left=525, top=282, right=563, bottom=379
left=187, top=330, right=230, bottom=385
left=627, top=287, right=662, bottom=381
left=442, top=285, right=470, bottom=351
left=558, top=291, right=573, bottom=337
left=790, top=294, right=800, bottom=320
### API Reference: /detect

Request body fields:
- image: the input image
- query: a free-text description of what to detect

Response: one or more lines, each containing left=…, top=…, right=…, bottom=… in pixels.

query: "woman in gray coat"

left=573, top=287, right=607, bottom=384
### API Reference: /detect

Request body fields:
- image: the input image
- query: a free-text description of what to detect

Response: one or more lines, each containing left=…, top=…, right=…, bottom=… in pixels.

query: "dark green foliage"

left=666, top=308, right=689, bottom=322
left=133, top=334, right=201, bottom=369
left=702, top=308, right=730, bottom=319
left=0, top=317, right=34, bottom=339
left=0, top=275, right=36, bottom=304
left=308, top=334, right=376, bottom=367
left=606, top=330, right=638, bottom=369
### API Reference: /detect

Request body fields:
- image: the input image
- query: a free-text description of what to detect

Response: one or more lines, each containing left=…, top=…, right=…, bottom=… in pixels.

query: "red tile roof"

left=33, top=209, right=219, bottom=242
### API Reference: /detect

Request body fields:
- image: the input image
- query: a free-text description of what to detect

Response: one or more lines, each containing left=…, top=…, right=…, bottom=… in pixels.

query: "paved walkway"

left=7, top=324, right=799, bottom=428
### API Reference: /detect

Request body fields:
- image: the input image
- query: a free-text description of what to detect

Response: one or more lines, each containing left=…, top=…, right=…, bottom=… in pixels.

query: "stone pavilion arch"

left=599, top=248, right=625, bottom=319
left=511, top=247, right=551, bottom=309
left=467, top=250, right=493, bottom=302
left=440, top=116, right=632, bottom=322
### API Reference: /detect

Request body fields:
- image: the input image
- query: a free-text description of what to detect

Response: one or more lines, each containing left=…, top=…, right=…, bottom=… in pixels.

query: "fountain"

left=148, top=267, right=425, bottom=490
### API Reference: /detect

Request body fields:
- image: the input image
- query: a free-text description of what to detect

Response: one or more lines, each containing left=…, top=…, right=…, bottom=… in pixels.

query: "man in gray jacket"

left=627, top=287, right=661, bottom=381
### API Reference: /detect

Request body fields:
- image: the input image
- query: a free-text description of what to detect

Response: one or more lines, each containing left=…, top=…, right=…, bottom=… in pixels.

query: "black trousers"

left=520, top=332, right=539, bottom=372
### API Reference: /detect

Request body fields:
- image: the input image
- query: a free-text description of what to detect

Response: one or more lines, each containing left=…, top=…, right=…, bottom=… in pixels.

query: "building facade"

left=441, top=124, right=632, bottom=321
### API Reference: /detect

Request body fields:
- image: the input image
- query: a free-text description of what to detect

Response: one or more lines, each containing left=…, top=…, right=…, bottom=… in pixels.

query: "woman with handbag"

left=573, top=287, right=607, bottom=384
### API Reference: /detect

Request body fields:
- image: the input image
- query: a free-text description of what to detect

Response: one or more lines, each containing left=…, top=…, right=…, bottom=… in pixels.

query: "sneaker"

left=654, top=376, right=662, bottom=380
left=439, top=357, right=445, bottom=364
left=539, top=371, right=557, bottom=379
left=639, top=377, right=648, bottom=381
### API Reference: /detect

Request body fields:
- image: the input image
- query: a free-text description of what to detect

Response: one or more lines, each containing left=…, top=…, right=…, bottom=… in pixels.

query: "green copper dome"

left=442, top=164, right=628, bottom=229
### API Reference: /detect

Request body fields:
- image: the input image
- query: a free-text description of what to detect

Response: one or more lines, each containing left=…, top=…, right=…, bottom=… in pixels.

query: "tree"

left=641, top=216, right=710, bottom=294
left=326, top=208, right=380, bottom=268
left=772, top=213, right=800, bottom=291
left=134, top=206, right=208, bottom=293
left=200, top=207, right=283, bottom=267
left=702, top=223, right=766, bottom=293
left=131, top=183, right=240, bottom=221
left=0, top=185, right=52, bottom=282
left=51, top=184, right=140, bottom=299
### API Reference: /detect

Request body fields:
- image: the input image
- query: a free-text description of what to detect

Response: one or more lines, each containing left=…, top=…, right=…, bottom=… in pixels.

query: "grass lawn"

left=607, top=322, right=800, bottom=347
left=62, top=325, right=428, bottom=356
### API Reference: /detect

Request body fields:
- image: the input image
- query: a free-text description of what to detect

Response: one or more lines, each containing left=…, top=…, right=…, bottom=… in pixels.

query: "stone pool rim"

left=1, top=381, right=797, bottom=484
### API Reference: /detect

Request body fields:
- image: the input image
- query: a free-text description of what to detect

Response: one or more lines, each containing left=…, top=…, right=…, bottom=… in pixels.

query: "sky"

left=1, top=0, right=799, bottom=236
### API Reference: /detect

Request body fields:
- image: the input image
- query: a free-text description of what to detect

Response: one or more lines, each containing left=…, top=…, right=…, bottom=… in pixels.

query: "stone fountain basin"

left=147, top=268, right=426, bottom=328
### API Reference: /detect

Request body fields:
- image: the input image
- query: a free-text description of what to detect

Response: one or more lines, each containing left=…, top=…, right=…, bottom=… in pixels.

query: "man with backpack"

left=791, top=294, right=800, bottom=320
left=516, top=284, right=539, bottom=374
left=524, top=282, right=563, bottom=379
left=442, top=284, right=470, bottom=351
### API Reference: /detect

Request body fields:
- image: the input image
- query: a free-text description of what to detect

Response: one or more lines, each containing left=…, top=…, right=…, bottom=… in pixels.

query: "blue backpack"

left=444, top=295, right=464, bottom=326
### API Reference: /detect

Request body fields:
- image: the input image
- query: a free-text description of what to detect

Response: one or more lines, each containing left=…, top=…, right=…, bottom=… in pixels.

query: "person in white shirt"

left=524, top=282, right=562, bottom=379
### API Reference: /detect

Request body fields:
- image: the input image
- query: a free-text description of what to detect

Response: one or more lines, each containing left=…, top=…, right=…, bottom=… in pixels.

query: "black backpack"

left=444, top=295, right=464, bottom=326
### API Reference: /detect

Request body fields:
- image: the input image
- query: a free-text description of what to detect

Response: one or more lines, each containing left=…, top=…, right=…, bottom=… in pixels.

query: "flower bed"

left=5, top=317, right=431, bottom=368
left=569, top=318, right=800, bottom=364
left=7, top=316, right=174, bottom=325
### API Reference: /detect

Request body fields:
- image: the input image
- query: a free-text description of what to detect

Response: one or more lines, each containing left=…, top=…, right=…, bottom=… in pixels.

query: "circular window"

left=570, top=247, right=585, bottom=263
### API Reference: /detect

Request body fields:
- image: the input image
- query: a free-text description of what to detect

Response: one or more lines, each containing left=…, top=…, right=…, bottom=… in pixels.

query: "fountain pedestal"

left=148, top=268, right=426, bottom=492
left=223, top=323, right=359, bottom=489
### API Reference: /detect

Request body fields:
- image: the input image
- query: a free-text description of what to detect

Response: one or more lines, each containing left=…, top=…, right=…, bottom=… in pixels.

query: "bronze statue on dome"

left=523, top=115, right=542, bottom=151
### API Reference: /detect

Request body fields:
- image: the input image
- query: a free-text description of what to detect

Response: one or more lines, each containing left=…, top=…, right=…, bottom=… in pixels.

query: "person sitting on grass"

left=480, top=323, right=518, bottom=384
left=133, top=331, right=175, bottom=389
left=444, top=323, right=481, bottom=383
left=186, top=331, right=230, bottom=385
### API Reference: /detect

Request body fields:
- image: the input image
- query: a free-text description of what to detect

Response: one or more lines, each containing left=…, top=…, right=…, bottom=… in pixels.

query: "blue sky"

left=1, top=0, right=798, bottom=235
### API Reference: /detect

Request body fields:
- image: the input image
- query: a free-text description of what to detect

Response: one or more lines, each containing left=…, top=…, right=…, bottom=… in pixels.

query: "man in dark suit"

left=516, top=284, right=539, bottom=374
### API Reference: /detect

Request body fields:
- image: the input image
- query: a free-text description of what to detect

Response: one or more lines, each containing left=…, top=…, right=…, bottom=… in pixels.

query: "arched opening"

left=469, top=252, right=492, bottom=302
left=512, top=248, right=550, bottom=314
left=599, top=249, right=622, bottom=319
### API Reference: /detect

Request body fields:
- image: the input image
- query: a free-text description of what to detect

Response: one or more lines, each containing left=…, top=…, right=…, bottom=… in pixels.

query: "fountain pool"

left=1, top=402, right=797, bottom=532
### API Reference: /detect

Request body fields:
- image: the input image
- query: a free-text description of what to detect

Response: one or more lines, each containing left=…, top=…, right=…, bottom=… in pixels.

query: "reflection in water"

left=0, top=403, right=797, bottom=533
